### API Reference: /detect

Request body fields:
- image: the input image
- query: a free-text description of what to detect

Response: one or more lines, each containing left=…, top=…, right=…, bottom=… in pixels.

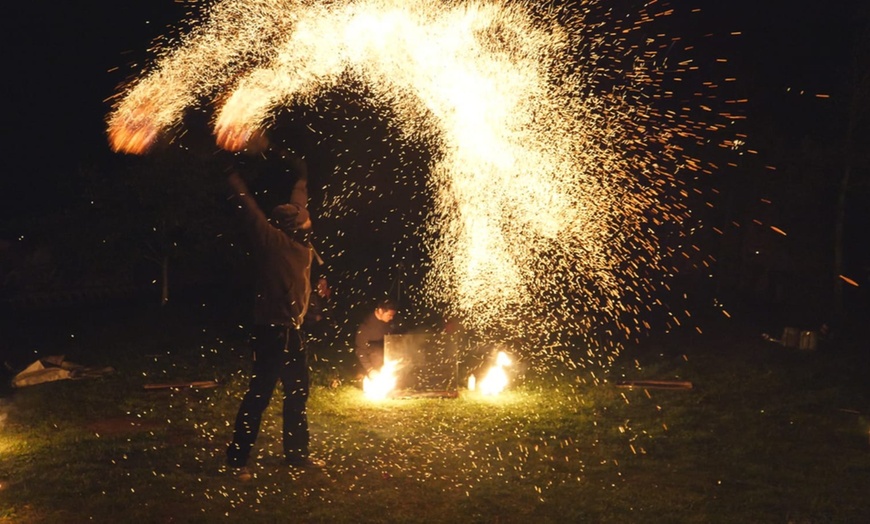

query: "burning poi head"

left=108, top=0, right=739, bottom=373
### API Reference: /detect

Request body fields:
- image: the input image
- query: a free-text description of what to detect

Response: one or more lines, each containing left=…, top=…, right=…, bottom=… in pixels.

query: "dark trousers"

left=227, top=325, right=309, bottom=467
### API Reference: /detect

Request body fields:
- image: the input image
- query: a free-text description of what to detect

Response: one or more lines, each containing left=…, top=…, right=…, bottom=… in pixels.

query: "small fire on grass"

left=363, top=358, right=401, bottom=400
left=468, top=351, right=512, bottom=395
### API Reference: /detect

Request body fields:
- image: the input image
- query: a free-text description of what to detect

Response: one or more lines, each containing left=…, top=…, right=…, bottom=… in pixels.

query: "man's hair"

left=375, top=298, right=398, bottom=312
left=270, top=203, right=310, bottom=232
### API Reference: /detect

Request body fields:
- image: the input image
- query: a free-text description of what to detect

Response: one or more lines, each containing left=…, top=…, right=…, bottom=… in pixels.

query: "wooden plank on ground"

left=388, top=390, right=459, bottom=399
left=615, top=379, right=693, bottom=390
left=144, top=380, right=219, bottom=390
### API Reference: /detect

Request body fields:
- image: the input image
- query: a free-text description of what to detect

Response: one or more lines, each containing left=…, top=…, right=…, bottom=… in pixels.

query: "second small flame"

left=468, top=351, right=511, bottom=395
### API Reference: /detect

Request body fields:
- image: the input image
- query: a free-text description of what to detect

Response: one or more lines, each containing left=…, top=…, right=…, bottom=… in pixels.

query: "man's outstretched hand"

left=227, top=172, right=249, bottom=195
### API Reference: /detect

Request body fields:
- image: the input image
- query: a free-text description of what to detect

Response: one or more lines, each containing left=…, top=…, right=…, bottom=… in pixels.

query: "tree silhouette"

left=831, top=11, right=870, bottom=317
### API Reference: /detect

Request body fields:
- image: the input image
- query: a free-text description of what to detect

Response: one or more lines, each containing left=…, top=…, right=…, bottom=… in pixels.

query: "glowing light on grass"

left=469, top=351, right=511, bottom=395
left=108, top=0, right=739, bottom=370
left=363, top=358, right=400, bottom=399
left=0, top=406, right=28, bottom=458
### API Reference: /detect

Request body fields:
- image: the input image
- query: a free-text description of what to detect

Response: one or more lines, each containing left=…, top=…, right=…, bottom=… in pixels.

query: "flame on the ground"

left=469, top=351, right=511, bottom=395
left=363, top=358, right=401, bottom=400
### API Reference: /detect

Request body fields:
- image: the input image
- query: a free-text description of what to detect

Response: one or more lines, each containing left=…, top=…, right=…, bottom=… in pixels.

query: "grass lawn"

left=1, top=303, right=868, bottom=523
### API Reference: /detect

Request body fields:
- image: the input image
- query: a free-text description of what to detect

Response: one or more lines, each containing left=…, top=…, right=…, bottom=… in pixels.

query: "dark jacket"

left=230, top=174, right=313, bottom=328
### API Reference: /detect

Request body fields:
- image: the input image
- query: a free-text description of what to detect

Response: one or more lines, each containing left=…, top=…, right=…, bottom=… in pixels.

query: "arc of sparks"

left=108, top=0, right=733, bottom=368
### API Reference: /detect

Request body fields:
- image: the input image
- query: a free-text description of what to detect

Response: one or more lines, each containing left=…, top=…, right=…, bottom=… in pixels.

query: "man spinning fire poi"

left=224, top=148, right=321, bottom=474
left=110, top=112, right=322, bottom=476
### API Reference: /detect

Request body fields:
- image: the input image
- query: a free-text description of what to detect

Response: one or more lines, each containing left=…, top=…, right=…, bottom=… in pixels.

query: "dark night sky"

left=1, top=0, right=863, bottom=267
left=2, top=1, right=193, bottom=220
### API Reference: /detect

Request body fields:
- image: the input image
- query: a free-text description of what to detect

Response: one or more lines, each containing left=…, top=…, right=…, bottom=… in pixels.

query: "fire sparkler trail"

left=107, top=0, right=739, bottom=370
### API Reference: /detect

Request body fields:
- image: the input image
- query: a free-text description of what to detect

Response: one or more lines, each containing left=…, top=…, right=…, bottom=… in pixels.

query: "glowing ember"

left=469, top=351, right=511, bottom=395
left=363, top=358, right=401, bottom=400
left=108, top=0, right=739, bottom=371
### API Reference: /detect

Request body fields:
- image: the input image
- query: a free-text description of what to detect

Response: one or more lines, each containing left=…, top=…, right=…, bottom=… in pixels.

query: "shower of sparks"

left=108, top=0, right=741, bottom=370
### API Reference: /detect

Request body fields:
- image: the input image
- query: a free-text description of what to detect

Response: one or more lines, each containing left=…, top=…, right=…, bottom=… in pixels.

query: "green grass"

left=1, top=305, right=868, bottom=523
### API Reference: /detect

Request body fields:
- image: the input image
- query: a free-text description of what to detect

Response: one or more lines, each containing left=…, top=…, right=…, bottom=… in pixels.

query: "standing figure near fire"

left=225, top=153, right=320, bottom=478
left=354, top=298, right=398, bottom=377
